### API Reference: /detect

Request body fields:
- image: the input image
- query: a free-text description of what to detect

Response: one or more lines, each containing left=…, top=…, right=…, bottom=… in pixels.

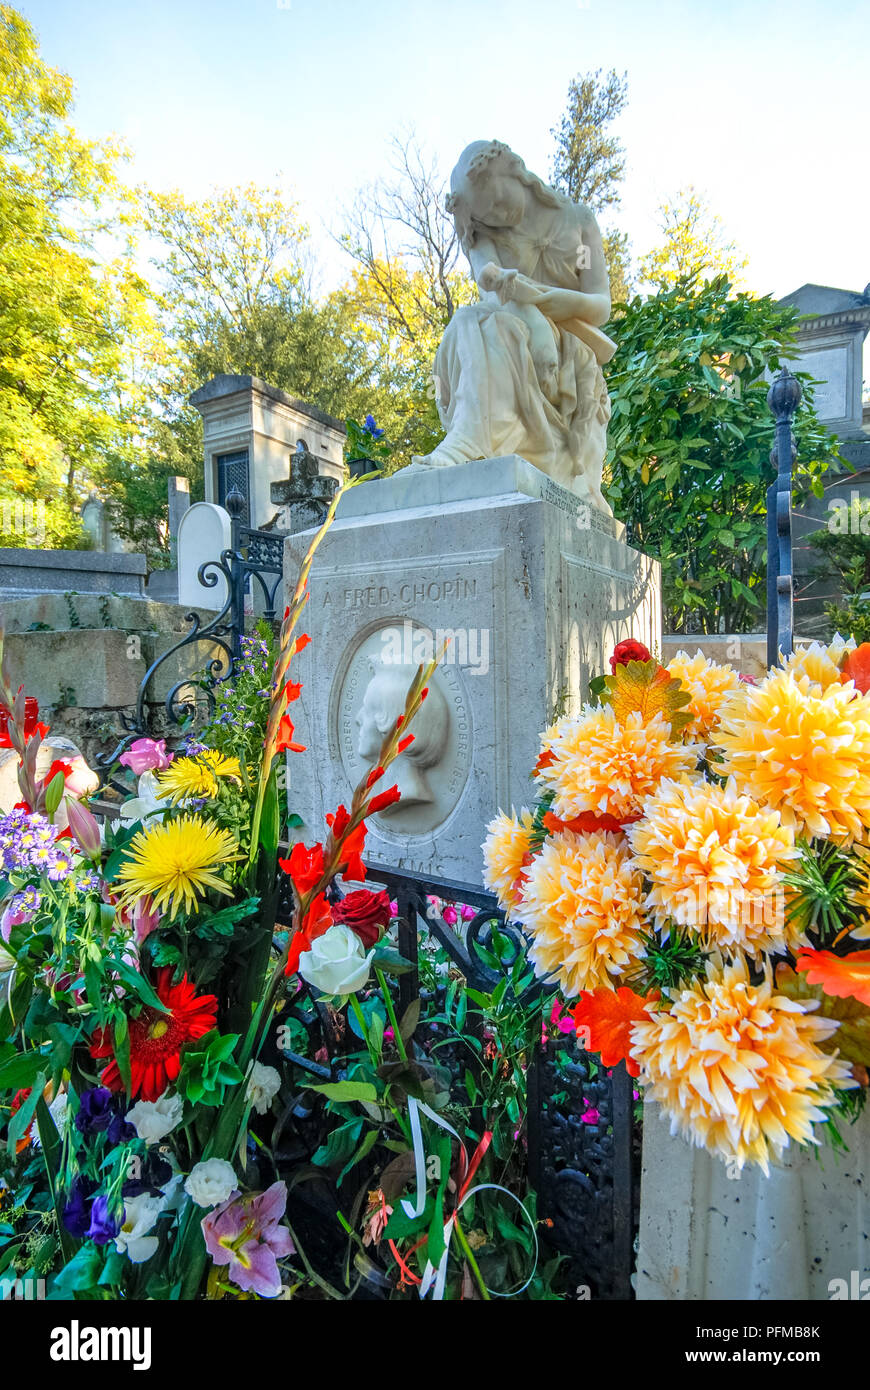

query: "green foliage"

left=639, top=187, right=748, bottom=294
left=782, top=839, right=861, bottom=944
left=0, top=6, right=155, bottom=542
left=550, top=68, right=628, bottom=211
left=604, top=276, right=840, bottom=633
left=178, top=1030, right=243, bottom=1107
left=636, top=928, right=708, bottom=993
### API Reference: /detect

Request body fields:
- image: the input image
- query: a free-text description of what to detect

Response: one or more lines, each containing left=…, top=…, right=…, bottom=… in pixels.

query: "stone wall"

left=0, top=593, right=224, bottom=767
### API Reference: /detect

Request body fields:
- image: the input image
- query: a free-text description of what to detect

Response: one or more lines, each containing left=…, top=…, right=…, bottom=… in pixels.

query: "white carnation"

left=127, top=1091, right=184, bottom=1145
left=184, top=1158, right=239, bottom=1208
left=246, top=1062, right=281, bottom=1116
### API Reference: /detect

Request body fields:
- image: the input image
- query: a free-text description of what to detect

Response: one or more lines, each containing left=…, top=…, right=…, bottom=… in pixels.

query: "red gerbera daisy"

left=90, top=968, right=217, bottom=1102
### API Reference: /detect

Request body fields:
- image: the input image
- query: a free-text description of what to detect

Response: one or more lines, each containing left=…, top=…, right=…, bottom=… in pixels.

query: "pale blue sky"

left=19, top=0, right=870, bottom=303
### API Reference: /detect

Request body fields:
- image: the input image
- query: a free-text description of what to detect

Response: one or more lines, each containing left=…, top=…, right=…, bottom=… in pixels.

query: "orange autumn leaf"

left=569, top=986, right=658, bottom=1078
left=795, top=948, right=870, bottom=1007
left=602, top=658, right=693, bottom=737
left=840, top=644, right=870, bottom=695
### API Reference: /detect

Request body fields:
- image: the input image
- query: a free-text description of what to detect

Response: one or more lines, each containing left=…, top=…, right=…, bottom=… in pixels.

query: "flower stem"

left=376, top=967, right=408, bottom=1062
left=453, top=1213, right=490, bottom=1301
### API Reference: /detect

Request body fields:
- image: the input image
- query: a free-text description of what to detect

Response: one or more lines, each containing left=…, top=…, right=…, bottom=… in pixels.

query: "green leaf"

left=7, top=1070, right=45, bottom=1152
left=191, top=896, right=259, bottom=939
left=308, top=1080, right=378, bottom=1103
left=0, top=1051, right=48, bottom=1092
left=337, top=1127, right=379, bottom=1186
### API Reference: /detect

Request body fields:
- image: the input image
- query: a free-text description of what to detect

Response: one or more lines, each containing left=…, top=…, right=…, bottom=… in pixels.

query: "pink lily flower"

left=119, top=738, right=173, bottom=776
left=202, top=1181, right=294, bottom=1298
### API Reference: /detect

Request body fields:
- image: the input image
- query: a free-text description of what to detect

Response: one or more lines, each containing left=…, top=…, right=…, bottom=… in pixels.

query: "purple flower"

left=75, top=1087, right=115, bottom=1137
left=86, top=1194, right=122, bottom=1245
left=363, top=414, right=385, bottom=439
left=62, top=1177, right=95, bottom=1238
left=1, top=886, right=40, bottom=941
left=202, top=1180, right=294, bottom=1297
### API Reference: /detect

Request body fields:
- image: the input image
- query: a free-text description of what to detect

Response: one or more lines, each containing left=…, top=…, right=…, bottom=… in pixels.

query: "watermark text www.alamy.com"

left=0, top=498, right=45, bottom=546
left=49, top=1320, right=151, bottom=1370
left=380, top=620, right=490, bottom=677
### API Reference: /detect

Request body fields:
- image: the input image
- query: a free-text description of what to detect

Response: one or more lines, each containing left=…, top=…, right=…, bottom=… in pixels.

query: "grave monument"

left=284, top=141, right=661, bottom=884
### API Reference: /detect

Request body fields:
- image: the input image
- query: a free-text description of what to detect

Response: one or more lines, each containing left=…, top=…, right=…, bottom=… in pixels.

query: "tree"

left=128, top=183, right=386, bottom=546
left=550, top=69, right=632, bottom=303
left=639, top=186, right=748, bottom=294
left=0, top=4, right=155, bottom=547
left=338, top=133, right=478, bottom=467
left=604, top=277, right=839, bottom=634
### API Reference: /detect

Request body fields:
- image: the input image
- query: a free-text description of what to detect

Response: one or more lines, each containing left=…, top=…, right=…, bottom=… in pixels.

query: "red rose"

left=609, top=639, right=651, bottom=673
left=332, top=889, right=393, bottom=949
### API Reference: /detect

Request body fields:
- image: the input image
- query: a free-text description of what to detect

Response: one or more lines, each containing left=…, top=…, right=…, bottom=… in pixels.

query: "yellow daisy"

left=631, top=955, right=853, bottom=1173
left=665, top=649, right=743, bottom=742
left=482, top=808, right=535, bottom=912
left=155, top=749, right=242, bottom=804
left=782, top=637, right=855, bottom=692
left=114, top=814, right=238, bottom=917
left=627, top=776, right=798, bottom=958
left=714, top=669, right=870, bottom=843
left=536, top=707, right=697, bottom=825
left=516, top=830, right=647, bottom=996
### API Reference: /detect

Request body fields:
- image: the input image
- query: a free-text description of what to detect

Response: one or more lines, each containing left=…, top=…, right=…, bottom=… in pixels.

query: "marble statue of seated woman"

left=411, top=140, right=617, bottom=514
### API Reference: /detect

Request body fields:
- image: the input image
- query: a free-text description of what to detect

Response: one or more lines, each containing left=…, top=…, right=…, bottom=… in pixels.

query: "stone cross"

left=269, top=446, right=339, bottom=534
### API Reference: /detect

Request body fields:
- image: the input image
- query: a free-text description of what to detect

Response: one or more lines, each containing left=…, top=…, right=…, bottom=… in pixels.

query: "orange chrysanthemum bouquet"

left=483, top=636, right=870, bottom=1174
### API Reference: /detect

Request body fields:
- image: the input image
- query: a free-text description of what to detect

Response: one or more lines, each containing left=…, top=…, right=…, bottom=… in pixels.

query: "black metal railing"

left=96, top=487, right=284, bottom=790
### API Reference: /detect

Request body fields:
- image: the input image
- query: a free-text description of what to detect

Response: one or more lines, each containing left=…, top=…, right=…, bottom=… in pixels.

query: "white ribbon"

left=400, top=1095, right=539, bottom=1300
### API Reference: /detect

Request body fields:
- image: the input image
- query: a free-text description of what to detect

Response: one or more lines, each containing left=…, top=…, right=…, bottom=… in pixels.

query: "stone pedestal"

left=283, top=456, right=660, bottom=886
left=636, top=1106, right=870, bottom=1300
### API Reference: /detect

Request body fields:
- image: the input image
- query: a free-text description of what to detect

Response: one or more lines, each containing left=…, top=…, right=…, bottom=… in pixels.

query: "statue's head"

left=446, top=141, right=563, bottom=249
left=356, top=661, right=449, bottom=771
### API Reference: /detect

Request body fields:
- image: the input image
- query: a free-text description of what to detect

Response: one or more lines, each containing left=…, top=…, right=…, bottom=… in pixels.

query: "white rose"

left=184, top=1158, right=239, bottom=1208
left=127, top=1091, right=184, bottom=1145
left=298, top=922, right=374, bottom=996
left=246, top=1062, right=281, bottom=1116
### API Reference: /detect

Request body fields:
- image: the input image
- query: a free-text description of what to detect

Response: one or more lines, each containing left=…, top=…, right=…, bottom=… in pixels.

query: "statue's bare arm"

left=466, top=220, right=610, bottom=328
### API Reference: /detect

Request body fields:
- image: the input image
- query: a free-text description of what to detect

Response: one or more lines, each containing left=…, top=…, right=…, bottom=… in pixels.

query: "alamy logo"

left=0, top=1275, right=45, bottom=1300
left=828, top=1271, right=870, bottom=1300
left=49, top=1320, right=152, bottom=1371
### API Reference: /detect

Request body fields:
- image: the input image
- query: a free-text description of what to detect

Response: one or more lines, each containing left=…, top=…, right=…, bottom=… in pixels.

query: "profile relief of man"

left=356, top=659, right=449, bottom=812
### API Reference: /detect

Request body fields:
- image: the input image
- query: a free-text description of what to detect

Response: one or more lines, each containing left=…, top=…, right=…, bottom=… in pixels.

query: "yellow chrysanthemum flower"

left=114, top=814, right=238, bottom=917
left=714, top=669, right=870, bottom=843
left=628, top=777, right=798, bottom=958
left=630, top=955, right=853, bottom=1173
left=482, top=808, right=535, bottom=912
left=665, top=649, right=743, bottom=741
left=536, top=707, right=697, bottom=825
left=516, top=830, right=647, bottom=996
left=782, top=636, right=855, bottom=692
left=155, top=750, right=242, bottom=804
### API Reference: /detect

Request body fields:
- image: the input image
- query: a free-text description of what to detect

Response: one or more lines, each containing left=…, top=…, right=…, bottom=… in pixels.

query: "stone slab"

left=0, top=548, right=146, bottom=598
left=636, top=1105, right=870, bottom=1300
left=284, top=459, right=659, bottom=886
left=336, top=454, right=625, bottom=541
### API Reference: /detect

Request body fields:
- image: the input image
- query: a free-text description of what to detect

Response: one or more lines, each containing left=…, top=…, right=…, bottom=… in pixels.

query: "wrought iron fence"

left=96, top=487, right=283, bottom=791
